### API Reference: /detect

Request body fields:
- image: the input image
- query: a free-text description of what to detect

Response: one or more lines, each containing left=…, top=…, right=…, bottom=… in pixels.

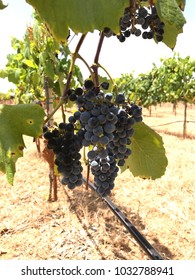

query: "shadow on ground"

left=64, top=185, right=174, bottom=260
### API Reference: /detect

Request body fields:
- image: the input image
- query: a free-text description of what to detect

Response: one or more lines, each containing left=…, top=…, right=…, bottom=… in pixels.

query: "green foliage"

left=120, top=122, right=168, bottom=179
left=115, top=72, right=161, bottom=108
left=0, top=104, right=45, bottom=184
left=116, top=54, right=195, bottom=107
left=0, top=13, right=83, bottom=103
left=26, top=0, right=129, bottom=41
left=135, top=71, right=162, bottom=108
left=156, top=54, right=195, bottom=104
left=155, top=0, right=186, bottom=49
left=115, top=73, right=137, bottom=100
left=0, top=93, right=10, bottom=100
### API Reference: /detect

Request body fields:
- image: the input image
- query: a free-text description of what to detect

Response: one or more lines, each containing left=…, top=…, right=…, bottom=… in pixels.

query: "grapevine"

left=44, top=78, right=142, bottom=196
left=39, top=0, right=185, bottom=196
left=0, top=0, right=186, bottom=190
left=0, top=0, right=187, bottom=261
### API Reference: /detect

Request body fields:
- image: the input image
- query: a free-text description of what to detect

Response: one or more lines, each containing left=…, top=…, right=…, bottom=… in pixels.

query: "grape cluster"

left=44, top=79, right=142, bottom=196
left=108, top=103, right=142, bottom=166
left=108, top=109, right=134, bottom=166
left=89, top=149, right=119, bottom=196
left=43, top=123, right=84, bottom=189
left=72, top=81, right=141, bottom=194
left=78, top=100, right=119, bottom=148
left=104, top=5, right=164, bottom=43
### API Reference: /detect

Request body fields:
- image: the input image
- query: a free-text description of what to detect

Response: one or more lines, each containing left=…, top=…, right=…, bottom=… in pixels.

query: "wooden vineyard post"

left=42, top=140, right=58, bottom=202
left=44, top=77, right=54, bottom=127
left=173, top=102, right=177, bottom=116
left=183, top=100, right=187, bottom=139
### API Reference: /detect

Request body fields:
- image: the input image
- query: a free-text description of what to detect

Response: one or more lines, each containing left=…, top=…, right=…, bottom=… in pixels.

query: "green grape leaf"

left=0, top=0, right=7, bottom=9
left=0, top=69, right=8, bottom=79
left=7, top=69, right=22, bottom=84
left=120, top=122, right=168, bottom=179
left=0, top=104, right=45, bottom=185
left=44, top=60, right=55, bottom=80
left=155, top=0, right=186, bottom=49
left=26, top=0, right=129, bottom=41
left=23, top=59, right=38, bottom=69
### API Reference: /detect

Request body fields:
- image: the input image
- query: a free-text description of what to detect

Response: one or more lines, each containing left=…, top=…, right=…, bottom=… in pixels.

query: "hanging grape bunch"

left=104, top=4, right=164, bottom=43
left=44, top=80, right=142, bottom=196
left=43, top=123, right=84, bottom=189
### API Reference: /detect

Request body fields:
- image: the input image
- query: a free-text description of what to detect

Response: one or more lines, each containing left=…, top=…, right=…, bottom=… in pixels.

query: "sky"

left=0, top=0, right=195, bottom=93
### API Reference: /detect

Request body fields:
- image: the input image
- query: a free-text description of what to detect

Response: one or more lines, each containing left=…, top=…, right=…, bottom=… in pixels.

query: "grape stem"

left=61, top=103, right=66, bottom=123
left=62, top=33, right=87, bottom=98
left=130, top=0, right=136, bottom=29
left=91, top=32, right=105, bottom=87
left=97, top=63, right=115, bottom=85
left=77, top=53, right=94, bottom=79
left=44, top=33, right=87, bottom=124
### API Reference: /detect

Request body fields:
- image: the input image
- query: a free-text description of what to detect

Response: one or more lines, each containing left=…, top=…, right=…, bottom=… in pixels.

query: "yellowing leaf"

left=0, top=104, right=45, bottom=184
left=23, top=59, right=38, bottom=68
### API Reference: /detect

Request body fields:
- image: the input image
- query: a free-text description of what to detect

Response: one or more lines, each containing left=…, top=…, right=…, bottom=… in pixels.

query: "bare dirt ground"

left=0, top=103, right=195, bottom=260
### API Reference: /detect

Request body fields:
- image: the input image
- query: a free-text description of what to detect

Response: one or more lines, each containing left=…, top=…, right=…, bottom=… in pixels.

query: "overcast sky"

left=0, top=0, right=195, bottom=92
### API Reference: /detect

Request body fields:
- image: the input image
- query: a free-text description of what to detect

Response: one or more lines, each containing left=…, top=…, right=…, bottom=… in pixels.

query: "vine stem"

left=44, top=33, right=87, bottom=124
left=97, top=62, right=118, bottom=95
left=97, top=63, right=115, bottom=85
left=91, top=32, right=105, bottom=87
left=77, top=53, right=94, bottom=79
left=62, top=33, right=87, bottom=98
left=130, top=0, right=136, bottom=29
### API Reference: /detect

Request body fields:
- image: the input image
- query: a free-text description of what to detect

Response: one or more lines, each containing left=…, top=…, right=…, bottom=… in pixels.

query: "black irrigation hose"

left=151, top=120, right=195, bottom=127
left=83, top=178, right=164, bottom=260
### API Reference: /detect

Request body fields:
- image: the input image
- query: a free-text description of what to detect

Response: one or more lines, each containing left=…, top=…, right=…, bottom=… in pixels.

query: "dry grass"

left=0, top=103, right=195, bottom=260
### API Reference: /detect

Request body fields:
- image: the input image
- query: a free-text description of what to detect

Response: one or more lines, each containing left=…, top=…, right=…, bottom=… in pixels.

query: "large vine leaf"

left=155, top=0, right=186, bottom=49
left=0, top=104, right=45, bottom=185
left=26, top=0, right=129, bottom=41
left=120, top=122, right=168, bottom=179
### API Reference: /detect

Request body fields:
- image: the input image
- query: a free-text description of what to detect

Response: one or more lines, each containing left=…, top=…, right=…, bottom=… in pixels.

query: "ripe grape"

left=80, top=111, right=91, bottom=123
left=43, top=122, right=84, bottom=190
left=134, top=28, right=142, bottom=37
left=89, top=150, right=119, bottom=196
left=105, top=3, right=164, bottom=44
left=84, top=79, right=94, bottom=90
left=75, top=87, right=83, bottom=96
left=105, top=93, right=113, bottom=101
left=43, top=131, right=53, bottom=140
left=115, top=93, right=125, bottom=104
left=101, top=81, right=110, bottom=90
